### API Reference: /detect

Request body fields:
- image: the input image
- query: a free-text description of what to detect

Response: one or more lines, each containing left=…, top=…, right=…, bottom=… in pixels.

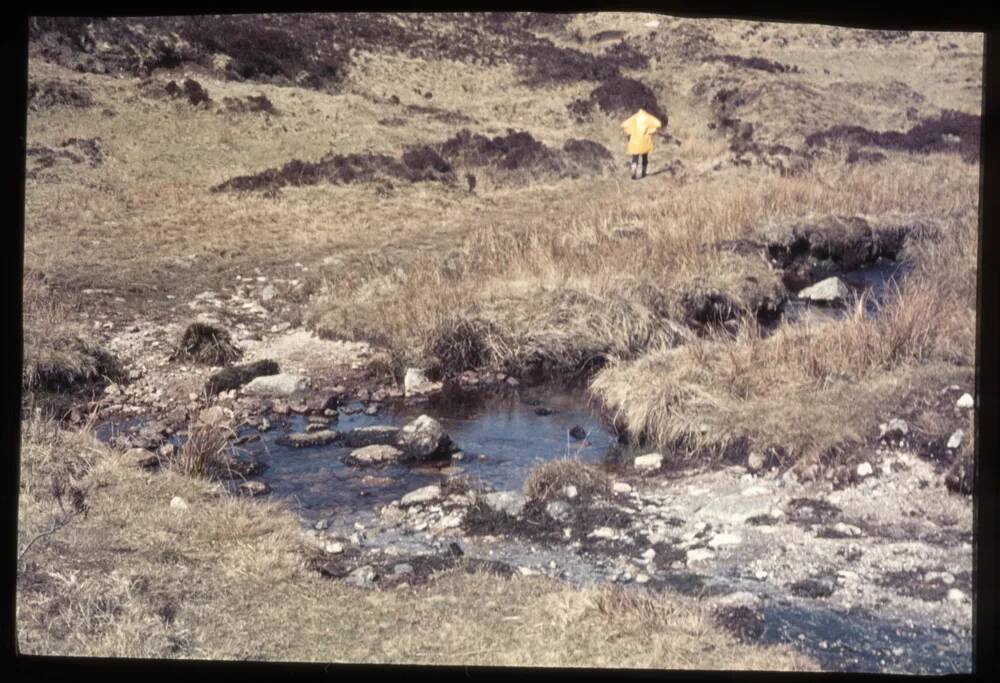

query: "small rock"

left=397, top=415, right=452, bottom=459
left=856, top=462, right=874, bottom=478
left=258, top=418, right=271, bottom=431
left=832, top=522, right=863, bottom=537
left=243, top=373, right=310, bottom=397
left=635, top=573, right=650, bottom=584
left=612, top=482, right=633, bottom=494
left=798, top=276, right=849, bottom=303
left=260, top=284, right=277, bottom=301
left=393, top=563, right=414, bottom=576
left=364, top=404, right=379, bottom=416
left=641, top=548, right=656, bottom=560
left=563, top=485, right=578, bottom=500
left=588, top=527, right=618, bottom=540
left=947, top=429, right=964, bottom=450
left=324, top=541, right=344, bottom=554
left=708, top=533, right=742, bottom=549
left=483, top=490, right=527, bottom=516
left=956, top=393, right=974, bottom=409
left=403, top=368, right=442, bottom=397
left=753, top=569, right=769, bottom=581
left=169, top=496, right=189, bottom=511
left=546, top=500, right=571, bottom=522
left=346, top=444, right=404, bottom=466
left=315, top=518, right=330, bottom=531
left=947, top=588, right=968, bottom=604
left=686, top=548, right=715, bottom=564
left=747, top=451, right=766, bottom=472
left=505, top=377, right=519, bottom=387
left=634, top=453, right=664, bottom=473
left=345, top=565, right=377, bottom=587
left=400, top=484, right=442, bottom=506
left=568, top=425, right=587, bottom=440
left=880, top=418, right=909, bottom=439
left=237, top=480, right=271, bottom=497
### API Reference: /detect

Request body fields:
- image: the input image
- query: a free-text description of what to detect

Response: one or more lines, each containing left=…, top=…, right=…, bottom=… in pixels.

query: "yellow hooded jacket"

left=622, top=109, right=662, bottom=156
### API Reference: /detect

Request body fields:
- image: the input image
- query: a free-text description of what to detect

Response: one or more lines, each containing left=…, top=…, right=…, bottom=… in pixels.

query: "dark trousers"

left=631, top=154, right=648, bottom=177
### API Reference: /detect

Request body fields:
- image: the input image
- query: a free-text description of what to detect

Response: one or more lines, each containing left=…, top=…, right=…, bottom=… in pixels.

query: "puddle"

left=94, top=387, right=616, bottom=524
left=783, top=259, right=909, bottom=326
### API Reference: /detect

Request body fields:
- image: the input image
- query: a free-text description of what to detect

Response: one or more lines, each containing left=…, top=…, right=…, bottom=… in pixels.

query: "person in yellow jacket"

left=621, top=108, right=663, bottom=180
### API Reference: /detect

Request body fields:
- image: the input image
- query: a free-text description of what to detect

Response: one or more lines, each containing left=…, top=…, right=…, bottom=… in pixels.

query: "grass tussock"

left=22, top=271, right=125, bottom=394
left=173, top=323, right=242, bottom=366
left=174, top=423, right=236, bottom=479
left=17, top=419, right=815, bottom=669
left=523, top=459, right=611, bottom=502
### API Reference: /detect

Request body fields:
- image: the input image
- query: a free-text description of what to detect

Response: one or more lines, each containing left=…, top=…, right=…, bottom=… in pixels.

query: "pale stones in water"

left=396, top=414, right=452, bottom=459
left=483, top=490, right=527, bottom=516
left=346, top=444, right=404, bottom=466
left=403, top=368, right=442, bottom=397
left=243, top=373, right=310, bottom=397
left=797, top=276, right=849, bottom=303
left=288, top=430, right=338, bottom=448
left=634, top=453, right=664, bottom=473
left=400, top=484, right=442, bottom=506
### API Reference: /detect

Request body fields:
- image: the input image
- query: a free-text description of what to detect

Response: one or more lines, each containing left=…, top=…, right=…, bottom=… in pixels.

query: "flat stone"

left=393, top=563, right=414, bottom=575
left=400, top=484, right=442, bottom=506
left=588, top=526, right=619, bottom=540
left=856, top=462, right=874, bottom=478
left=563, top=485, right=578, bottom=499
left=483, top=490, right=527, bottom=516
left=708, top=533, right=742, bottom=548
left=686, top=548, right=715, bottom=564
left=956, top=393, right=974, bottom=409
left=798, top=276, right=849, bottom=303
left=345, top=565, right=377, bottom=587
left=634, top=453, right=664, bottom=472
left=324, top=541, right=344, bottom=554
left=169, top=496, right=189, bottom=511
left=346, top=444, right=404, bottom=466
left=287, top=430, right=338, bottom=448
left=243, top=373, right=310, bottom=397
left=612, top=482, right=633, bottom=494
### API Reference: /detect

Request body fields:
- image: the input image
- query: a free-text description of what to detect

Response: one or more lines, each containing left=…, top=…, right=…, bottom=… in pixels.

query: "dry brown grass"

left=16, top=420, right=816, bottom=669
left=21, top=270, right=124, bottom=395
left=590, top=205, right=977, bottom=466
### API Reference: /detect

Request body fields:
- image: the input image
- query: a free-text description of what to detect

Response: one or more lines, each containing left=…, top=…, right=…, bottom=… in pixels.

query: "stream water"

left=242, top=387, right=616, bottom=523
